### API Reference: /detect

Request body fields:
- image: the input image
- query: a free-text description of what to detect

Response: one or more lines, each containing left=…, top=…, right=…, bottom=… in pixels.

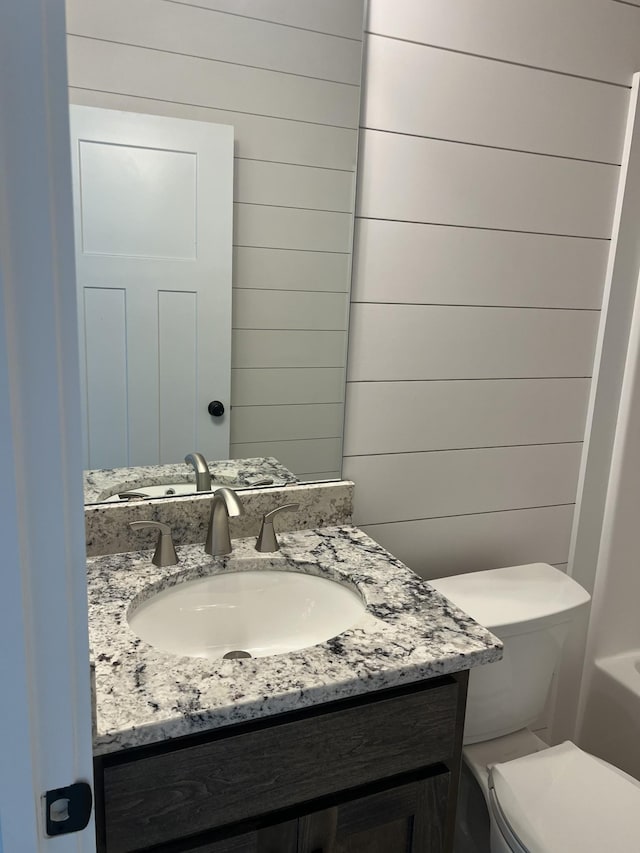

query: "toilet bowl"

left=430, top=564, right=640, bottom=852
left=461, top=729, right=640, bottom=852
left=487, top=738, right=640, bottom=852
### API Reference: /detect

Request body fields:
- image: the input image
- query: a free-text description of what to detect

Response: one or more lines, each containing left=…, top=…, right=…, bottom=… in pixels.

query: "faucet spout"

left=184, top=452, right=212, bottom=491
left=205, top=487, right=243, bottom=557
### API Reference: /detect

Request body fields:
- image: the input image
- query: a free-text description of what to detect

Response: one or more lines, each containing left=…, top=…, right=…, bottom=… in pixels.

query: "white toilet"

left=430, top=563, right=640, bottom=853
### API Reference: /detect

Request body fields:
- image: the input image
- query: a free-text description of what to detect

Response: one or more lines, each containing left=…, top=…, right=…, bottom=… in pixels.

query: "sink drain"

left=223, top=650, right=252, bottom=660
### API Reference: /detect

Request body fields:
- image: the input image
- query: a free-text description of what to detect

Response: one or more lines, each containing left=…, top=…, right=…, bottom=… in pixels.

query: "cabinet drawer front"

left=102, top=679, right=459, bottom=852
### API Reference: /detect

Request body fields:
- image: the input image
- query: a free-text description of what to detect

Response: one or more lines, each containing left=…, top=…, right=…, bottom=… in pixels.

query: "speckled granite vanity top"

left=84, top=456, right=298, bottom=504
left=88, top=525, right=502, bottom=755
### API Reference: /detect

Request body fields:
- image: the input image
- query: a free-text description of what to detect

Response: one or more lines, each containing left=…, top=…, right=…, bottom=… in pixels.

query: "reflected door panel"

left=69, top=105, right=233, bottom=468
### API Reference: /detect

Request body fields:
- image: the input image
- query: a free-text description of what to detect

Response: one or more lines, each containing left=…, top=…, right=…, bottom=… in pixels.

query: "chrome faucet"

left=205, top=487, right=244, bottom=557
left=184, top=451, right=212, bottom=491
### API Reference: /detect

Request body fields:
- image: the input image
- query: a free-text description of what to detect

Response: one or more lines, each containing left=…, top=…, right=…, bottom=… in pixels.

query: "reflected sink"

left=104, top=482, right=226, bottom=501
left=128, top=569, right=366, bottom=659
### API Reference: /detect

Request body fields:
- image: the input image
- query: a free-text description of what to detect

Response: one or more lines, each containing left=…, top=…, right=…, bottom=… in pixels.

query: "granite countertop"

left=88, top=525, right=502, bottom=756
left=84, top=456, right=299, bottom=504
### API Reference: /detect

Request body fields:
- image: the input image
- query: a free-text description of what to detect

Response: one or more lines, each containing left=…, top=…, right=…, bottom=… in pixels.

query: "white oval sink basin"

left=128, top=570, right=366, bottom=659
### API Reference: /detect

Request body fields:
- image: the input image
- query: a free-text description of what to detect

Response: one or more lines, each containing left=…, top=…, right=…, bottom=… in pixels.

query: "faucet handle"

left=129, top=521, right=179, bottom=567
left=255, top=503, right=300, bottom=553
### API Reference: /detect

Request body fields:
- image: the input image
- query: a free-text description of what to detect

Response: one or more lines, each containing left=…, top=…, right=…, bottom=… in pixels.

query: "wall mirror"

left=65, top=0, right=366, bottom=504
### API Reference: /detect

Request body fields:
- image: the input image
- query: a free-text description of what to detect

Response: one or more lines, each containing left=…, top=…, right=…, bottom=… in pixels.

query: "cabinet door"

left=180, top=821, right=298, bottom=852
left=298, top=772, right=450, bottom=853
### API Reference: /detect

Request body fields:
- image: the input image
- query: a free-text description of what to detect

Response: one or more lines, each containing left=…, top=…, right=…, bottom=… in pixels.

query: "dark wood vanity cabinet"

left=94, top=673, right=467, bottom=853
left=182, top=773, right=449, bottom=853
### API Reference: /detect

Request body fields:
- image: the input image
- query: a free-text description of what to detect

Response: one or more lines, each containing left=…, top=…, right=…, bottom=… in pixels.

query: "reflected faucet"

left=184, top=452, right=212, bottom=492
left=205, top=487, right=244, bottom=557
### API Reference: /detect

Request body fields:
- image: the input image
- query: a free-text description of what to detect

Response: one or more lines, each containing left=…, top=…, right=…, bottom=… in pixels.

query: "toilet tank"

left=430, top=564, right=590, bottom=744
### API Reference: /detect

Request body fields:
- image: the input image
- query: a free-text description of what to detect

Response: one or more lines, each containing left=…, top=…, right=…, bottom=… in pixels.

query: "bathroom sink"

left=127, top=568, right=366, bottom=659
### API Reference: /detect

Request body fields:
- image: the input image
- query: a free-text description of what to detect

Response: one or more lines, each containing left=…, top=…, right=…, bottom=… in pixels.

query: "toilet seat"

left=488, top=741, right=640, bottom=852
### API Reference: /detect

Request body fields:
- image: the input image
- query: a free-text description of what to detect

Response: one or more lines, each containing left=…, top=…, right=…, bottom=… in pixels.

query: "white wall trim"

left=575, top=264, right=640, bottom=753
left=553, top=73, right=640, bottom=743
left=0, top=1, right=95, bottom=850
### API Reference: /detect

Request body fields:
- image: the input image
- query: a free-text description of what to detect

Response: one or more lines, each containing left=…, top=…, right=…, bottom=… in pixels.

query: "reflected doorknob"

left=207, top=400, right=225, bottom=417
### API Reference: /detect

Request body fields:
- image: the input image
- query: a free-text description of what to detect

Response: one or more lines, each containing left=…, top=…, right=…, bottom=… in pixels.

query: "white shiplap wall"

left=65, top=0, right=363, bottom=480
left=343, top=0, right=640, bottom=580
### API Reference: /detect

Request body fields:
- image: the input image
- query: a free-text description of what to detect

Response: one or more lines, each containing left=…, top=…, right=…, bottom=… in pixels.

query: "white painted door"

left=69, top=106, right=233, bottom=469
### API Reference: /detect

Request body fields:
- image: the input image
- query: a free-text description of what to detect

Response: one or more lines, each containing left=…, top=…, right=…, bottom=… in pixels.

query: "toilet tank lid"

left=429, top=563, right=590, bottom=632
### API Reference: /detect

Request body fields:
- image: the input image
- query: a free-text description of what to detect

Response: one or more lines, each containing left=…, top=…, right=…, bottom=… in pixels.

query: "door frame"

left=0, top=1, right=95, bottom=851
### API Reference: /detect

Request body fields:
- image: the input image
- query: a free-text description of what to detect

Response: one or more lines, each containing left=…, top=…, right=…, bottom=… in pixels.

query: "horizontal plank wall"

left=343, top=0, right=640, bottom=580
left=65, top=0, right=364, bottom=479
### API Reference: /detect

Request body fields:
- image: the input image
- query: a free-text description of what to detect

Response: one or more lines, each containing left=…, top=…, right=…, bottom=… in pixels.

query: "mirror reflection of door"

left=69, top=106, right=233, bottom=469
